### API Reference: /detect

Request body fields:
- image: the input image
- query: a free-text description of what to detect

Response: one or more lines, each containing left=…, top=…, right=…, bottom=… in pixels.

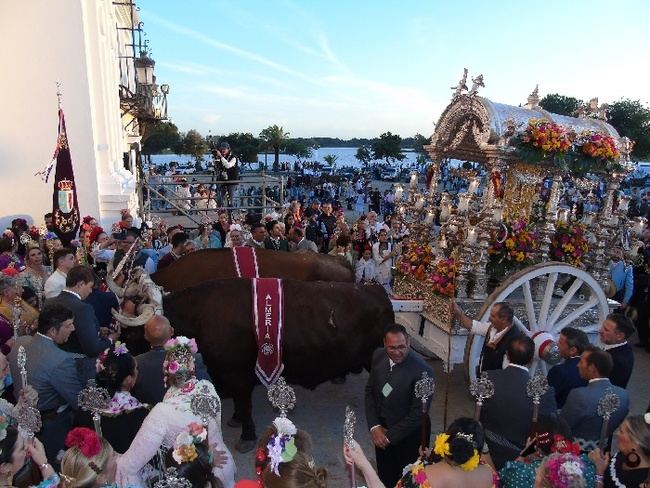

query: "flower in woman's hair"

left=113, top=341, right=129, bottom=356
left=65, top=427, right=102, bottom=458
left=172, top=444, right=198, bottom=464
left=433, top=433, right=451, bottom=457
left=273, top=417, right=297, bottom=437
left=188, top=422, right=207, bottom=442
left=459, top=449, right=480, bottom=471
left=167, top=361, right=180, bottom=374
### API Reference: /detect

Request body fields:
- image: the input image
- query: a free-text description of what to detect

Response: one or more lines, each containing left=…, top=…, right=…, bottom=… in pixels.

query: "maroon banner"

left=232, top=247, right=260, bottom=278
left=51, top=109, right=80, bottom=245
left=252, top=278, right=284, bottom=387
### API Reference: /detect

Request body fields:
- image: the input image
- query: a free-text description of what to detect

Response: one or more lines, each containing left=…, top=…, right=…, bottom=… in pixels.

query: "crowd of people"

left=0, top=161, right=648, bottom=488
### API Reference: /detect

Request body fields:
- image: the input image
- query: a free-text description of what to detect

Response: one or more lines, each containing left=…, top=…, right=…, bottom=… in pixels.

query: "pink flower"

left=167, top=361, right=180, bottom=374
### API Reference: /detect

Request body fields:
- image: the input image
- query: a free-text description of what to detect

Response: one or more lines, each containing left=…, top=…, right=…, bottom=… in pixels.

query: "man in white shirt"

left=43, top=248, right=75, bottom=298
left=454, top=301, right=524, bottom=374
left=356, top=247, right=377, bottom=283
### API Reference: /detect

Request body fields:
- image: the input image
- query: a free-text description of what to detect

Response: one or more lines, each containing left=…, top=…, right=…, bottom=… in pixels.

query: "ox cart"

left=390, top=75, right=644, bottom=382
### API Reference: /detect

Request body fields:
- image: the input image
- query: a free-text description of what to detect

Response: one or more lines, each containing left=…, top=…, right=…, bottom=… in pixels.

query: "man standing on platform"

left=365, top=324, right=434, bottom=488
left=213, top=142, right=239, bottom=207
left=453, top=301, right=524, bottom=374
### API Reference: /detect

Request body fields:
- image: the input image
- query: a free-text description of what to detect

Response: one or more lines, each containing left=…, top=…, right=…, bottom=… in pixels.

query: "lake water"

left=149, top=147, right=422, bottom=170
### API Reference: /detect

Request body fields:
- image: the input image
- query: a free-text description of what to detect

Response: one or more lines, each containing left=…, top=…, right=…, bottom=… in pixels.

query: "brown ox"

left=159, top=278, right=393, bottom=452
left=151, top=248, right=354, bottom=292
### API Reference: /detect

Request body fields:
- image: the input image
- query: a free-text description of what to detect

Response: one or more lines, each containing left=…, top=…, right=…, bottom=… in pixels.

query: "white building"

left=0, top=0, right=165, bottom=231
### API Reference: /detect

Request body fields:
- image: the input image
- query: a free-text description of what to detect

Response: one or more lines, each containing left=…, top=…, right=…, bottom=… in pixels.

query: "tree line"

left=141, top=123, right=431, bottom=168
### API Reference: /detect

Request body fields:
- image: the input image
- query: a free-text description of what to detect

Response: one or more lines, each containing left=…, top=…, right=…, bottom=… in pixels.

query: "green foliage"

left=259, top=125, right=290, bottom=169
left=180, top=129, right=207, bottom=164
left=355, top=146, right=372, bottom=167
left=142, top=122, right=182, bottom=154
left=323, top=154, right=338, bottom=166
left=220, top=132, right=261, bottom=162
left=539, top=94, right=583, bottom=116
left=412, top=133, right=430, bottom=154
left=371, top=132, right=406, bottom=163
left=284, top=140, right=312, bottom=162
left=607, top=99, right=650, bottom=159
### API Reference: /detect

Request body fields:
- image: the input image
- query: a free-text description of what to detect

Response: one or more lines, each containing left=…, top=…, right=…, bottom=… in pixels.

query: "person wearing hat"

left=213, top=142, right=239, bottom=207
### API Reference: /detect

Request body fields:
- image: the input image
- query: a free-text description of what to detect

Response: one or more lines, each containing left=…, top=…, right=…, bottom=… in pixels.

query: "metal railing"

left=139, top=172, right=285, bottom=226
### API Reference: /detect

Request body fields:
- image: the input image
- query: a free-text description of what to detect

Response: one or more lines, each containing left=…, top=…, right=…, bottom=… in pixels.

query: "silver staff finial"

left=414, top=371, right=435, bottom=405
left=15, top=405, right=42, bottom=439
left=17, top=346, right=27, bottom=388
left=469, top=371, right=495, bottom=419
left=153, top=467, right=192, bottom=488
left=597, top=388, right=621, bottom=420
left=78, top=380, right=111, bottom=436
left=267, top=377, right=296, bottom=418
left=597, top=388, right=621, bottom=450
left=526, top=370, right=549, bottom=404
left=344, top=406, right=356, bottom=449
left=190, top=383, right=221, bottom=426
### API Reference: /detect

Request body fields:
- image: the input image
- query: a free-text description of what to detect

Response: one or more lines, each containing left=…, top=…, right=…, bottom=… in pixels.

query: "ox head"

left=112, top=270, right=165, bottom=327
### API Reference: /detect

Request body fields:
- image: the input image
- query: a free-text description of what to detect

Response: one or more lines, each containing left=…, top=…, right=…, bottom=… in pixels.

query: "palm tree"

left=323, top=154, right=338, bottom=173
left=259, top=125, right=290, bottom=171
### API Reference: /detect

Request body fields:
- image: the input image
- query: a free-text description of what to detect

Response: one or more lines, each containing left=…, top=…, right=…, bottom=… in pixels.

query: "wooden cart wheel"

left=464, top=262, right=610, bottom=382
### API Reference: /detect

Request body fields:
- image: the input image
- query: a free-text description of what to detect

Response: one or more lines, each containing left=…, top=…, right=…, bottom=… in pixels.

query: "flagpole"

left=56, top=81, right=62, bottom=109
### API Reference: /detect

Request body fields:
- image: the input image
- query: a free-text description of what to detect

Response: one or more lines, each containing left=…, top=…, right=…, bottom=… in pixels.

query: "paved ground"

left=220, top=342, right=650, bottom=484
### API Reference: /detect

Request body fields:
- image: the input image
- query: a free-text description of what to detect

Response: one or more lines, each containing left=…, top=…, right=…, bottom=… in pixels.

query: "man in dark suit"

left=561, top=346, right=629, bottom=448
left=547, top=327, right=589, bottom=408
left=132, top=314, right=212, bottom=405
left=454, top=301, right=525, bottom=373
left=598, top=313, right=635, bottom=388
left=365, top=323, right=434, bottom=488
left=264, top=220, right=290, bottom=251
left=9, top=304, right=82, bottom=463
left=44, top=266, right=118, bottom=383
left=481, top=336, right=557, bottom=470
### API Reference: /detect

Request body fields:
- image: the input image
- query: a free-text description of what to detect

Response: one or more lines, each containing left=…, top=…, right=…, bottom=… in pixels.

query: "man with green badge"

left=365, top=323, right=434, bottom=487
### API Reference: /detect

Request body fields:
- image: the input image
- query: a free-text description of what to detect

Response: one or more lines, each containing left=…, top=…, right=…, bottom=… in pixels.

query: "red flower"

left=65, top=427, right=102, bottom=458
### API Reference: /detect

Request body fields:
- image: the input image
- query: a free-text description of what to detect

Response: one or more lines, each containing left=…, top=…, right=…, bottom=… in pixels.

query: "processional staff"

left=415, top=371, right=435, bottom=451
left=597, top=388, right=620, bottom=451
left=12, top=297, right=22, bottom=339
left=343, top=405, right=357, bottom=488
left=15, top=346, right=42, bottom=439
left=78, top=380, right=111, bottom=436
left=469, top=371, right=495, bottom=421
left=526, top=370, right=549, bottom=435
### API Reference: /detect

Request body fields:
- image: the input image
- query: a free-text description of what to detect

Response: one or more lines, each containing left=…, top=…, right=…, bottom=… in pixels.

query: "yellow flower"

left=505, top=238, right=515, bottom=250
left=433, top=433, right=451, bottom=457
left=459, top=449, right=480, bottom=471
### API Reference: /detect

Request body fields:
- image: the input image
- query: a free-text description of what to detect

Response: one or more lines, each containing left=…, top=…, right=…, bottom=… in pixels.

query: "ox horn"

left=105, top=263, right=125, bottom=298
left=111, top=305, right=155, bottom=328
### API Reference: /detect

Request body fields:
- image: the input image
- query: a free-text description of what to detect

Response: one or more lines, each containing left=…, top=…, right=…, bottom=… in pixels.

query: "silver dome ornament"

left=267, top=377, right=296, bottom=418
left=469, top=371, right=495, bottom=420
left=414, top=371, right=436, bottom=450
left=190, top=383, right=221, bottom=426
left=78, top=380, right=111, bottom=436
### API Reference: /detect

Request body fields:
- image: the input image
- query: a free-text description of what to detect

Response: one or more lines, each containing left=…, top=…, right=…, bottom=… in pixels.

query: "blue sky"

left=138, top=0, right=650, bottom=139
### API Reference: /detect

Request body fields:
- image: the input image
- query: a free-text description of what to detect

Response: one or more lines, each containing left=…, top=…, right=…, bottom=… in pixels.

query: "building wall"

left=0, top=0, right=138, bottom=232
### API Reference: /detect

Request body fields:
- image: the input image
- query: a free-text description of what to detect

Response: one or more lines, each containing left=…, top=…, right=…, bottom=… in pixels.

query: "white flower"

left=560, top=460, right=583, bottom=477
left=273, top=417, right=297, bottom=437
left=177, top=336, right=190, bottom=346
left=174, top=431, right=194, bottom=449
